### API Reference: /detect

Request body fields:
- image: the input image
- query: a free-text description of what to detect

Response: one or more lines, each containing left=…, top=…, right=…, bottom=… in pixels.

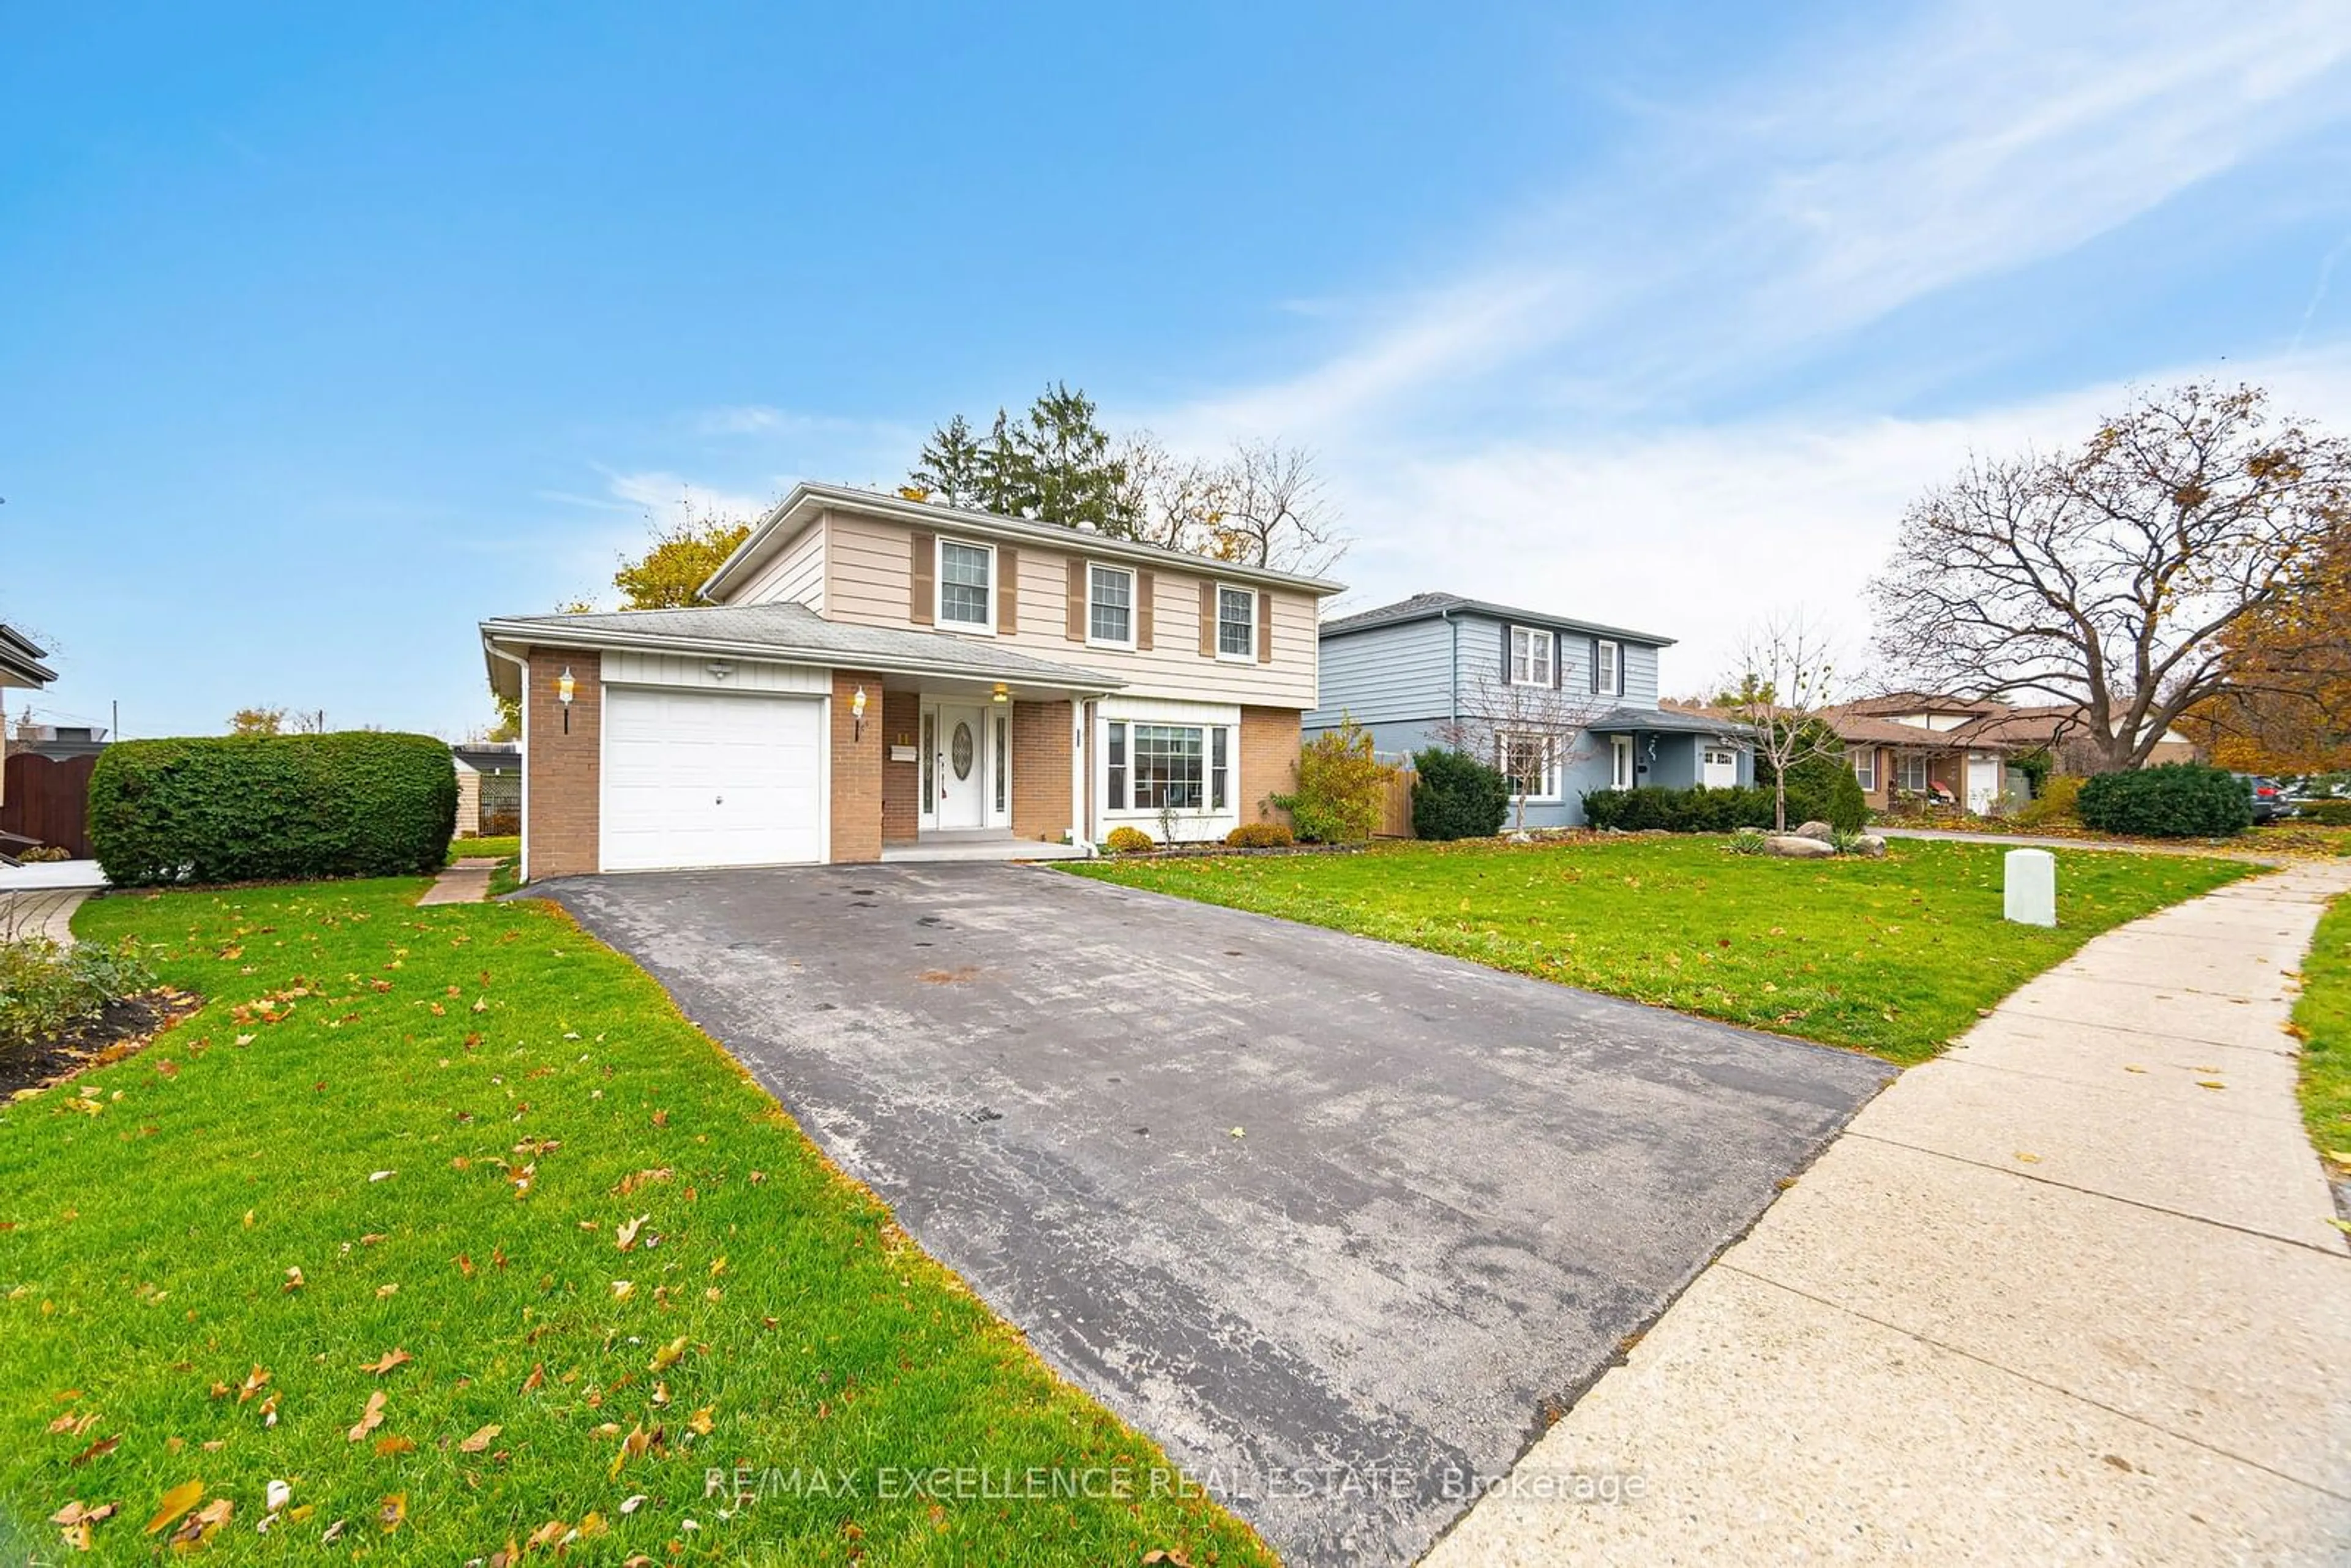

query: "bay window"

left=1132, top=724, right=1205, bottom=809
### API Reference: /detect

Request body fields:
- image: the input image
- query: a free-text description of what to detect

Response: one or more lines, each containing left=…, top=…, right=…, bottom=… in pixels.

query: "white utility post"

left=2004, top=848, right=2057, bottom=927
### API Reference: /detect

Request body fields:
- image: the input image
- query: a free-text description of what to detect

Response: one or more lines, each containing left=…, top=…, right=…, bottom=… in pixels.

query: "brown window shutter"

left=1065, top=559, right=1086, bottom=641
left=1256, top=591, right=1273, bottom=663
left=997, top=547, right=1019, bottom=634
left=909, top=531, right=934, bottom=625
left=1136, top=571, right=1155, bottom=650
left=1198, top=582, right=1216, bottom=656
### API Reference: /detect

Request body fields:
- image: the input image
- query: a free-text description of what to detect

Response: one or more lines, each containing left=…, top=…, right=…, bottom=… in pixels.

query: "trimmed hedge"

left=1224, top=822, right=1295, bottom=849
left=1410, top=748, right=1509, bottom=841
left=2297, top=798, right=2351, bottom=826
left=88, top=732, right=459, bottom=886
left=1103, top=825, right=1155, bottom=854
left=2075, top=762, right=2251, bottom=838
left=1582, top=783, right=1779, bottom=833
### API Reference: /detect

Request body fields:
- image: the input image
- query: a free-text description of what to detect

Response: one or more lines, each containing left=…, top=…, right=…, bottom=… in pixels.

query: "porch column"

left=1071, top=700, right=1088, bottom=848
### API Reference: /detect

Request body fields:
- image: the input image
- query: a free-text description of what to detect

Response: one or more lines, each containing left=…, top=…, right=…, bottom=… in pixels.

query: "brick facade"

left=1010, top=699, right=1073, bottom=842
left=830, top=670, right=885, bottom=864
left=523, top=648, right=601, bottom=879
left=1240, top=705, right=1300, bottom=826
left=880, top=688, right=920, bottom=844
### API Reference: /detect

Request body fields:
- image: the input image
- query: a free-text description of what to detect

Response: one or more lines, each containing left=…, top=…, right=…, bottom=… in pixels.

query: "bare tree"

left=1433, top=673, right=1610, bottom=833
left=1720, top=612, right=1844, bottom=831
left=1212, top=439, right=1347, bottom=576
left=1869, top=381, right=2351, bottom=773
left=1114, top=432, right=1232, bottom=554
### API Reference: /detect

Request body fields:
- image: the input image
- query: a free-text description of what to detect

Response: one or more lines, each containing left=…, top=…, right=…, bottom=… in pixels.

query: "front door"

left=932, top=702, right=988, bottom=830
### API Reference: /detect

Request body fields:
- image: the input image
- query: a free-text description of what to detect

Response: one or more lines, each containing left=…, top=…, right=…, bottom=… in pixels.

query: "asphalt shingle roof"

left=1319, top=592, right=1676, bottom=648
left=481, top=601, right=1126, bottom=689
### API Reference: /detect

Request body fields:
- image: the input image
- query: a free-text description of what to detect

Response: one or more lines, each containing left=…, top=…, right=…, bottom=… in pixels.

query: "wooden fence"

left=2, top=752, right=97, bottom=858
left=1376, top=765, right=1418, bottom=838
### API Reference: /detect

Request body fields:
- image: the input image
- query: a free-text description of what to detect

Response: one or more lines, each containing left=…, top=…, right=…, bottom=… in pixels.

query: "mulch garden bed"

left=0, top=988, right=205, bottom=1100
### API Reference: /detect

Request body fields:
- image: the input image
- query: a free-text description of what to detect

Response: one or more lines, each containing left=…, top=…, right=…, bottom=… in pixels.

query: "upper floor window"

left=1594, top=639, right=1622, bottom=697
left=938, top=540, right=993, bottom=629
left=1510, top=626, right=1554, bottom=686
left=1089, top=564, right=1134, bottom=647
left=1217, top=585, right=1256, bottom=659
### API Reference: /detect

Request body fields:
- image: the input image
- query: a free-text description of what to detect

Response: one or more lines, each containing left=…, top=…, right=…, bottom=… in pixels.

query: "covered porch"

left=1587, top=705, right=1757, bottom=792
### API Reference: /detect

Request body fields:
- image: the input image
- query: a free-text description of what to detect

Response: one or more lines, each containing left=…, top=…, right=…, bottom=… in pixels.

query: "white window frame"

left=1215, top=583, right=1257, bottom=661
left=1130, top=722, right=1208, bottom=811
left=935, top=538, right=997, bottom=634
left=1610, top=734, right=1635, bottom=790
left=1595, top=639, right=1622, bottom=697
left=1087, top=561, right=1136, bottom=650
left=1853, top=748, right=1877, bottom=792
left=1495, top=729, right=1560, bottom=803
left=1897, top=752, right=1930, bottom=793
left=1509, top=626, right=1554, bottom=687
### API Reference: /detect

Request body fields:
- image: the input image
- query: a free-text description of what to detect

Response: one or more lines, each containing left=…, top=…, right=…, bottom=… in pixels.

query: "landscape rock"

left=1764, top=835, right=1837, bottom=858
left=1853, top=833, right=1888, bottom=858
left=1793, top=820, right=1835, bottom=843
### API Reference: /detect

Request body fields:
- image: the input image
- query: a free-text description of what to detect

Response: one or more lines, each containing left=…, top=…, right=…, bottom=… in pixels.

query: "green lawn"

left=1, top=880, right=1269, bottom=1565
left=1072, top=838, right=2250, bottom=1063
left=448, top=835, right=520, bottom=865
left=2294, top=894, right=2351, bottom=1191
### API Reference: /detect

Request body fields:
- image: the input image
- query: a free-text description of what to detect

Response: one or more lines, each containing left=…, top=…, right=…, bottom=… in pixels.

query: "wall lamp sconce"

left=557, top=666, right=576, bottom=733
left=991, top=682, right=1010, bottom=706
left=706, top=659, right=733, bottom=681
left=851, top=685, right=869, bottom=741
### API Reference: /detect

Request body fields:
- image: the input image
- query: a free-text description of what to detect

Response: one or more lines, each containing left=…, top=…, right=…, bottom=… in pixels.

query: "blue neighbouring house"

left=1305, top=592, right=1755, bottom=828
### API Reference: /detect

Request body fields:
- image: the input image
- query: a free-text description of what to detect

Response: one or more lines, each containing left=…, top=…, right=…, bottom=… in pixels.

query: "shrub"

left=0, top=936, right=159, bottom=1055
left=1583, top=784, right=1777, bottom=833
left=88, top=732, right=458, bottom=887
left=2014, top=773, right=2084, bottom=830
left=1224, top=822, right=1295, bottom=849
left=1777, top=752, right=1870, bottom=832
left=1272, top=719, right=1393, bottom=843
left=1103, top=825, right=1155, bottom=854
left=1726, top=827, right=1768, bottom=855
left=1410, top=748, right=1509, bottom=841
left=2297, top=798, right=2351, bottom=826
left=2075, top=762, right=2251, bottom=838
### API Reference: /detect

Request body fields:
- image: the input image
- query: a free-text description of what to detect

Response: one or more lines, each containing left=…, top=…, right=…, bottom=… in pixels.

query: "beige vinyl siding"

left=822, top=509, right=1321, bottom=708
left=735, top=518, right=826, bottom=610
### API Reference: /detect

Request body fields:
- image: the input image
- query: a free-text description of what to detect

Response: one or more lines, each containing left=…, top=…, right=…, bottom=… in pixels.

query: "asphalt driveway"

left=541, top=864, right=1889, bottom=1565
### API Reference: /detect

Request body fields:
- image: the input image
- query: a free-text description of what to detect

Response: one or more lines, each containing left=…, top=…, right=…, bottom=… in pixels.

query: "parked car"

left=2238, top=775, right=2292, bottom=824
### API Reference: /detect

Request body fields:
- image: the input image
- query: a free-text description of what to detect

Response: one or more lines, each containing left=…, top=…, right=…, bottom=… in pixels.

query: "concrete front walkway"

left=0, top=887, right=90, bottom=943
left=416, top=858, right=501, bottom=906
left=1429, top=860, right=2351, bottom=1566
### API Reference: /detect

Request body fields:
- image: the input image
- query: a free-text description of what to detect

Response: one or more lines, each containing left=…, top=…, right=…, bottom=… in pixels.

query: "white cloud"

left=1325, top=344, right=2351, bottom=695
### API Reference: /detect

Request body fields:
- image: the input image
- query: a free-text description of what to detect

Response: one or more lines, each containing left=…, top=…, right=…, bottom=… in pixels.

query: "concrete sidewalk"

left=1428, top=860, right=2351, bottom=1566
left=416, top=858, right=501, bottom=906
left=0, top=887, right=90, bottom=943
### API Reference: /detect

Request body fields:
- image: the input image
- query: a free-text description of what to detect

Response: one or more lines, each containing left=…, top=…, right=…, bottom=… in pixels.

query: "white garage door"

left=601, top=686, right=825, bottom=871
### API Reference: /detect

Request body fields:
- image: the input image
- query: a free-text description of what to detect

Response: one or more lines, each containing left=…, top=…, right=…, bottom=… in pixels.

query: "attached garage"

left=601, top=685, right=826, bottom=871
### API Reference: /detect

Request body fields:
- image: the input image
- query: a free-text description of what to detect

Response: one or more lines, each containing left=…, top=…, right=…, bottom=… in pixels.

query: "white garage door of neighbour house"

left=601, top=686, right=825, bottom=871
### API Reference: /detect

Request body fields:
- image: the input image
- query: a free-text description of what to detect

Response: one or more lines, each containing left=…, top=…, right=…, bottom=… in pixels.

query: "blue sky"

left=5, top=1, right=2350, bottom=738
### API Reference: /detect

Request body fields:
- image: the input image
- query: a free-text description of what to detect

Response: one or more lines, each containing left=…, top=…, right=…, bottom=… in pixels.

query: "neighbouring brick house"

left=1815, top=694, right=2203, bottom=814
left=481, top=484, right=1341, bottom=879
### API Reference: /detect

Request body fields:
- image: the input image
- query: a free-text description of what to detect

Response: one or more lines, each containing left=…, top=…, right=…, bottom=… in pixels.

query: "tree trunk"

left=1775, top=779, right=1788, bottom=831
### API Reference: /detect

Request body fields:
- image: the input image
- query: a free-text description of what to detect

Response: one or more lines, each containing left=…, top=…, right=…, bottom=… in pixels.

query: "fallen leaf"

left=144, top=1479, right=204, bottom=1536
left=347, top=1390, right=386, bottom=1442
left=378, top=1493, right=407, bottom=1532
left=282, top=1266, right=305, bottom=1292
left=321, top=1518, right=347, bottom=1544
left=369, top=1170, right=395, bottom=1183
left=616, top=1214, right=647, bottom=1251
left=2195, top=1079, right=2226, bottom=1090
left=237, top=1366, right=271, bottom=1403
left=68, top=1435, right=120, bottom=1467
left=687, top=1406, right=714, bottom=1436
left=376, top=1282, right=399, bottom=1299
left=374, top=1435, right=416, bottom=1456
left=2014, top=1152, right=2042, bottom=1164
left=619, top=1495, right=649, bottom=1515
left=457, top=1424, right=501, bottom=1454
left=708, top=1255, right=727, bottom=1278
left=266, top=1479, right=291, bottom=1513
left=610, top=1280, right=636, bottom=1303
left=649, top=1335, right=690, bottom=1372
left=520, top=1363, right=546, bottom=1394
left=362, top=1348, right=412, bottom=1376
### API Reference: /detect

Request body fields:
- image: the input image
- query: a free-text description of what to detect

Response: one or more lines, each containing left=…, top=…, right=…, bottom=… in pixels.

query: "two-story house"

left=1305, top=592, right=1751, bottom=828
left=482, top=483, right=1343, bottom=879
